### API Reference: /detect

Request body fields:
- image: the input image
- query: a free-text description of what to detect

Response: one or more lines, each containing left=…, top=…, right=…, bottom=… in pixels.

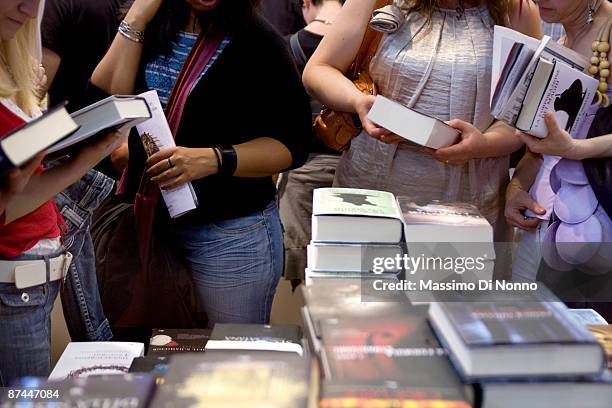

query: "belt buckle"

left=62, top=252, right=73, bottom=280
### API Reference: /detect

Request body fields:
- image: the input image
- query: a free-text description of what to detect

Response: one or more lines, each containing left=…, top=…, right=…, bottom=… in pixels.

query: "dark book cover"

left=303, top=277, right=420, bottom=337
left=440, top=291, right=597, bottom=347
left=129, top=356, right=170, bottom=383
left=149, top=352, right=311, bottom=408
left=3, top=374, right=155, bottom=407
left=148, top=328, right=211, bottom=355
left=319, top=314, right=471, bottom=407
left=206, top=324, right=303, bottom=354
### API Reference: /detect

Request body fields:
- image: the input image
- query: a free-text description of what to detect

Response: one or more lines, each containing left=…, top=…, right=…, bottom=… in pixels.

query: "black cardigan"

left=122, top=14, right=312, bottom=225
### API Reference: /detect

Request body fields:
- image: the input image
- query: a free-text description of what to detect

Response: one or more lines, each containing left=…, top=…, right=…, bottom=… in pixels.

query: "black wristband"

left=219, top=145, right=237, bottom=177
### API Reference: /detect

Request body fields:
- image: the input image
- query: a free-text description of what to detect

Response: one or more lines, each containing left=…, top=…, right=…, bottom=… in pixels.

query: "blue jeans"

left=53, top=169, right=114, bottom=341
left=175, top=201, right=283, bottom=327
left=0, top=251, right=62, bottom=386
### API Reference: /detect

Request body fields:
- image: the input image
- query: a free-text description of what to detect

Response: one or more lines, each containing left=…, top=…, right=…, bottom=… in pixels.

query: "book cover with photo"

left=319, top=315, right=471, bottom=407
left=148, top=328, right=211, bottom=355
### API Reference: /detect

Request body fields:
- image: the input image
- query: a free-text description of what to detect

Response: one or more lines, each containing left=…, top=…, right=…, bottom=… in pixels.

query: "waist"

left=0, top=250, right=72, bottom=289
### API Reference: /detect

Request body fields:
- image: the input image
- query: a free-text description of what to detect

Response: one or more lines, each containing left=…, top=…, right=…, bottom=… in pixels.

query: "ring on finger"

left=167, top=158, right=173, bottom=169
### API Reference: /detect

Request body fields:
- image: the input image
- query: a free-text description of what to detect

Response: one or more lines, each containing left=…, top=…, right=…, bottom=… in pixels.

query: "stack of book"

left=491, top=26, right=597, bottom=138
left=307, top=188, right=405, bottom=281
left=428, top=289, right=612, bottom=408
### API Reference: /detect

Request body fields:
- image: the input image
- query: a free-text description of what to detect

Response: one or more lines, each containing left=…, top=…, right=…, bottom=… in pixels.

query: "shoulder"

left=236, top=14, right=290, bottom=53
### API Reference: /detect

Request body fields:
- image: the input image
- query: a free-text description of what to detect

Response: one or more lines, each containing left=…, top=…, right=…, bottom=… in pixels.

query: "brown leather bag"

left=314, top=0, right=391, bottom=152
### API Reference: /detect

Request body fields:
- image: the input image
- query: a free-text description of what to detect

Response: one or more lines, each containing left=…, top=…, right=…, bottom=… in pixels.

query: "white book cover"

left=528, top=60, right=598, bottom=138
left=367, top=95, right=460, bottom=149
left=313, top=187, right=402, bottom=218
left=306, top=242, right=403, bottom=272
left=49, top=342, right=144, bottom=380
left=136, top=90, right=198, bottom=218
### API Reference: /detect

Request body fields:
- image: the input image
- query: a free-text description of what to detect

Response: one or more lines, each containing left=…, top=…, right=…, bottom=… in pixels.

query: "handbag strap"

left=348, top=0, right=393, bottom=79
left=289, top=32, right=309, bottom=73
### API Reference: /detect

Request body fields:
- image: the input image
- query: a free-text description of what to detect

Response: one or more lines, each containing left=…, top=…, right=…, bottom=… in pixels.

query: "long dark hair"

left=124, top=0, right=261, bottom=62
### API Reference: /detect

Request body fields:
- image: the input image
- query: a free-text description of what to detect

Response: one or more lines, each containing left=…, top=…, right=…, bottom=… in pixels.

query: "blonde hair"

left=396, top=0, right=513, bottom=26
left=0, top=17, right=39, bottom=116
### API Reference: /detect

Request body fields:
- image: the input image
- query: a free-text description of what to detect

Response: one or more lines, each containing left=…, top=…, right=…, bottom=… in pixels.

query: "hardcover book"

left=2, top=374, right=155, bottom=408
left=318, top=315, right=471, bottom=408
left=306, top=242, right=404, bottom=273
left=366, top=95, right=460, bottom=149
left=428, top=289, right=604, bottom=380
left=205, top=324, right=303, bottom=355
left=312, top=188, right=403, bottom=243
left=148, top=328, right=211, bottom=355
left=48, top=342, right=145, bottom=381
left=149, top=352, right=313, bottom=408
left=588, top=324, right=612, bottom=371
left=0, top=103, right=77, bottom=177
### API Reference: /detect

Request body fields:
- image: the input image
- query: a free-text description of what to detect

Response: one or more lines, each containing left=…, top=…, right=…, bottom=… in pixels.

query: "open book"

left=491, top=26, right=597, bottom=138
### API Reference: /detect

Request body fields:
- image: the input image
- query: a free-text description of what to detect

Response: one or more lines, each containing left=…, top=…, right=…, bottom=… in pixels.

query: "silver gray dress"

left=334, top=5, right=512, bottom=246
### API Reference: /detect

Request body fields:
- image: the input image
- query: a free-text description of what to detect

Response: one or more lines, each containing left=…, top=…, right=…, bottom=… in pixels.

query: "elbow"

left=302, top=60, right=317, bottom=97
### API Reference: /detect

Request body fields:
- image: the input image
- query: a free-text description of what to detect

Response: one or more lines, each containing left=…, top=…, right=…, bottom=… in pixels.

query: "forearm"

left=478, top=121, right=523, bottom=158
left=232, top=137, right=293, bottom=178
left=571, top=134, right=612, bottom=160
left=510, top=150, right=543, bottom=191
left=91, top=12, right=146, bottom=94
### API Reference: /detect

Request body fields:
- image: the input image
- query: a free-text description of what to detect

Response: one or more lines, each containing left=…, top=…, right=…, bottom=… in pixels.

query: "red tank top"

left=0, top=102, right=61, bottom=258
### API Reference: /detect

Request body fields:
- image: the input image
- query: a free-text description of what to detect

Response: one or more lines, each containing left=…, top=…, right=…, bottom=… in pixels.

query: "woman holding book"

left=91, top=0, right=311, bottom=326
left=507, top=0, right=612, bottom=282
left=303, top=0, right=541, bottom=278
left=0, top=0, right=128, bottom=384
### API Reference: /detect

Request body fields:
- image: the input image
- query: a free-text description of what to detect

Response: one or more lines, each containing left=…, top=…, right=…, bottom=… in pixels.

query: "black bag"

left=584, top=104, right=612, bottom=218
left=91, top=196, right=206, bottom=334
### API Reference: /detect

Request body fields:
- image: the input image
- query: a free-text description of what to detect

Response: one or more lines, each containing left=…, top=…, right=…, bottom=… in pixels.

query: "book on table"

left=3, top=374, right=155, bottom=408
left=312, top=187, right=404, bottom=244
left=491, top=26, right=597, bottom=138
left=148, top=328, right=211, bottom=355
left=205, top=323, right=304, bottom=356
left=149, top=352, right=314, bottom=408
left=428, top=288, right=605, bottom=381
left=48, top=341, right=145, bottom=380
left=0, top=102, right=77, bottom=177
left=318, top=313, right=472, bottom=408
left=367, top=95, right=461, bottom=149
left=306, top=242, right=404, bottom=273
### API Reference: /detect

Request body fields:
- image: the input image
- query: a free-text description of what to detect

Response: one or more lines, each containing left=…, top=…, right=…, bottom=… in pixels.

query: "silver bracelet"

left=118, top=20, right=145, bottom=43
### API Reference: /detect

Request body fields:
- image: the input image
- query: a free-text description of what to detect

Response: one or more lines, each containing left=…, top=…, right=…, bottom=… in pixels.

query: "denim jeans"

left=175, top=200, right=283, bottom=327
left=0, top=251, right=62, bottom=386
left=53, top=169, right=114, bottom=341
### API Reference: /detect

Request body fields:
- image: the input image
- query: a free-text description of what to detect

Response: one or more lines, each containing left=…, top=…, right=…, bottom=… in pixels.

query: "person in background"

left=40, top=0, right=124, bottom=343
left=0, top=0, right=127, bottom=384
left=303, top=0, right=541, bottom=279
left=507, top=0, right=612, bottom=281
left=260, top=0, right=305, bottom=35
left=91, top=0, right=311, bottom=327
left=278, top=0, right=345, bottom=288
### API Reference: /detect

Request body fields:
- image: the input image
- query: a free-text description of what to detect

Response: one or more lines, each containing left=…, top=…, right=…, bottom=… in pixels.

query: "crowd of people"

left=0, top=0, right=611, bottom=385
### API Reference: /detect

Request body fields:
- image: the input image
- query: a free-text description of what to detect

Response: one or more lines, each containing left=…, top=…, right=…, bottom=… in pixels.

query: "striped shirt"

left=145, top=31, right=199, bottom=108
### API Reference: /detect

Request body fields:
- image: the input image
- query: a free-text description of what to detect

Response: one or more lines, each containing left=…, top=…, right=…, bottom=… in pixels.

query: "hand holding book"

left=430, top=119, right=485, bottom=166
left=355, top=95, right=402, bottom=144
left=517, top=112, right=582, bottom=159
left=146, top=146, right=219, bottom=191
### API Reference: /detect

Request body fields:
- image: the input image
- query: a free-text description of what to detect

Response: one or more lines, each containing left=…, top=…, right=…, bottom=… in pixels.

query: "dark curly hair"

left=122, top=0, right=261, bottom=62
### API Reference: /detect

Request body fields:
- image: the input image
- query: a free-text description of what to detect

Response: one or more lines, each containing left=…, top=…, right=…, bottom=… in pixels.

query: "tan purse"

left=314, top=0, right=391, bottom=152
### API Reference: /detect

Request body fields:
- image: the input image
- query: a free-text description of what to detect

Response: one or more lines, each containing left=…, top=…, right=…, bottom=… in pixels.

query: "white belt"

left=0, top=252, right=73, bottom=289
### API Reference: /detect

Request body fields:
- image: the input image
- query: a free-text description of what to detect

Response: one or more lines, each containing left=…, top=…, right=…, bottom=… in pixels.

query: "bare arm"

left=302, top=0, right=377, bottom=112
left=233, top=137, right=292, bottom=177
left=91, top=0, right=163, bottom=94
left=3, top=131, right=126, bottom=224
